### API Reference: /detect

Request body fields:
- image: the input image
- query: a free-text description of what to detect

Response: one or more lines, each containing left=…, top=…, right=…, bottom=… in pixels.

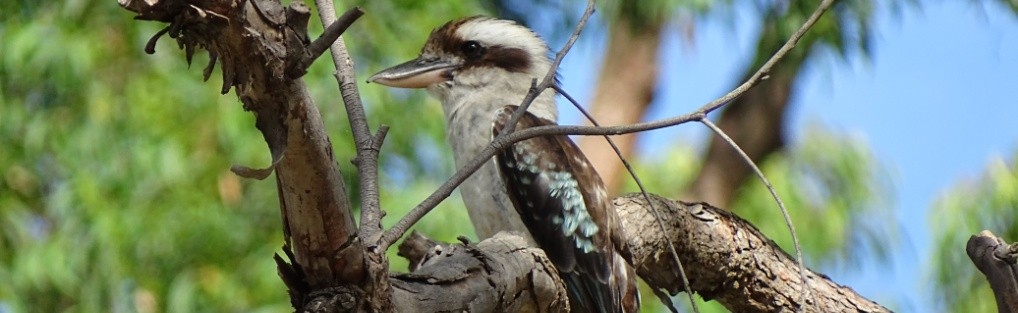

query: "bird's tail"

left=561, top=254, right=639, bottom=313
left=614, top=255, right=640, bottom=313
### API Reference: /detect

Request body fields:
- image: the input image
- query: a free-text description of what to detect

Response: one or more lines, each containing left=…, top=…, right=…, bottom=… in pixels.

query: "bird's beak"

left=368, top=57, right=459, bottom=88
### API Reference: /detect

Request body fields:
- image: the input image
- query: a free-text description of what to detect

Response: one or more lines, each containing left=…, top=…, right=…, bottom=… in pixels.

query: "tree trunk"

left=577, top=18, right=661, bottom=194
left=684, top=10, right=806, bottom=209
left=684, top=66, right=796, bottom=208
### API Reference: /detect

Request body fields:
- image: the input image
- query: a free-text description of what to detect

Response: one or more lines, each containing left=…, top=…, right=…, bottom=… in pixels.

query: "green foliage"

left=737, top=0, right=916, bottom=75
left=931, top=153, right=1018, bottom=313
left=1, top=2, right=292, bottom=312
left=0, top=0, right=489, bottom=311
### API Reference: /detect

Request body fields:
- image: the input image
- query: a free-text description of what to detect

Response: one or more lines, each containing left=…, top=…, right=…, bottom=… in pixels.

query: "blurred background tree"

left=1, top=0, right=1015, bottom=312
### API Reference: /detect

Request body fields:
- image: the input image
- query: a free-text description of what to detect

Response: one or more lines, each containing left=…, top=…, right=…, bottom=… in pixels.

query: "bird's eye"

left=461, top=41, right=484, bottom=59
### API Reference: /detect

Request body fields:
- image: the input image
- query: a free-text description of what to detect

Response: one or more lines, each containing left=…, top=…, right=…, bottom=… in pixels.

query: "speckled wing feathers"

left=492, top=105, right=635, bottom=313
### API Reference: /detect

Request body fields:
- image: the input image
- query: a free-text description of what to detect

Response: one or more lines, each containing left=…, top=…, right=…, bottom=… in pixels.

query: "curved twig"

left=700, top=119, right=816, bottom=310
left=556, top=85, right=694, bottom=313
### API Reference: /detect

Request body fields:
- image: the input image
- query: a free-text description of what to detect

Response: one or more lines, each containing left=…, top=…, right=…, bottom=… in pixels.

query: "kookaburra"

left=369, top=16, right=639, bottom=313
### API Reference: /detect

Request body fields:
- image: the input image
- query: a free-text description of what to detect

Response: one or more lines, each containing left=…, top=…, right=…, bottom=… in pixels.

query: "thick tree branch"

left=394, top=195, right=889, bottom=313
left=700, top=118, right=813, bottom=308
left=120, top=0, right=366, bottom=309
left=614, top=194, right=888, bottom=312
left=967, top=230, right=1018, bottom=313
left=391, top=232, right=569, bottom=312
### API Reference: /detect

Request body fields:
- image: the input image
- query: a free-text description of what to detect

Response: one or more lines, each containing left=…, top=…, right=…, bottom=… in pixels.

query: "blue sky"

left=551, top=1, right=1018, bottom=311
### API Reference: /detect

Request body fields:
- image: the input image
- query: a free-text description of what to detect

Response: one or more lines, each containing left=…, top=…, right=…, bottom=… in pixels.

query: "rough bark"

left=577, top=18, right=661, bottom=194
left=119, top=0, right=365, bottom=310
left=397, top=194, right=890, bottom=313
left=613, top=193, right=887, bottom=312
left=392, top=232, right=569, bottom=313
left=967, top=230, right=1018, bottom=313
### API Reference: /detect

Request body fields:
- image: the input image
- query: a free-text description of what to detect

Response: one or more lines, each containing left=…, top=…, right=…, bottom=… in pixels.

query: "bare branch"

left=392, top=233, right=569, bottom=312
left=305, top=9, right=364, bottom=67
left=700, top=0, right=836, bottom=115
left=967, top=230, right=1018, bottom=313
left=310, top=3, right=385, bottom=245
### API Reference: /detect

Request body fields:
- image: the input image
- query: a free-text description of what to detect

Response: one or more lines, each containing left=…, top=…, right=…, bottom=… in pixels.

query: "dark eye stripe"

left=425, top=18, right=533, bottom=73
left=481, top=46, right=531, bottom=73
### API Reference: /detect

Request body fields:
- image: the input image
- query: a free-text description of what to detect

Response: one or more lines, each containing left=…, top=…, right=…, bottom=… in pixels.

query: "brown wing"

left=492, top=105, right=632, bottom=312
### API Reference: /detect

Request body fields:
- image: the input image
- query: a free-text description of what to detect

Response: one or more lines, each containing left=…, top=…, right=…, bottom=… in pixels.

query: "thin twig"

left=311, top=3, right=385, bottom=243
left=556, top=85, right=694, bottom=313
left=499, top=0, right=595, bottom=135
left=305, top=9, right=364, bottom=66
left=700, top=119, right=815, bottom=310
left=699, top=0, right=837, bottom=115
left=379, top=0, right=596, bottom=248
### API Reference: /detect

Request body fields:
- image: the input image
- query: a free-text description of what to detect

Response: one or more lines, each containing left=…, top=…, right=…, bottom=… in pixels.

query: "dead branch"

left=967, top=230, right=1018, bottom=313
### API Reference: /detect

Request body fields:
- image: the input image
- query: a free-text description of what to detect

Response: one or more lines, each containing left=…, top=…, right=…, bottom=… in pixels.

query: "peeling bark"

left=119, top=0, right=364, bottom=310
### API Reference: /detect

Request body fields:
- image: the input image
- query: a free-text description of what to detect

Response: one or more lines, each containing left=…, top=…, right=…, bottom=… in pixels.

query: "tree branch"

left=700, top=118, right=813, bottom=309
left=121, top=0, right=369, bottom=309
left=967, top=230, right=1018, bottom=313
left=614, top=194, right=889, bottom=312
left=393, top=195, right=890, bottom=313
left=391, top=232, right=569, bottom=312
left=310, top=2, right=393, bottom=311
left=309, top=3, right=384, bottom=246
